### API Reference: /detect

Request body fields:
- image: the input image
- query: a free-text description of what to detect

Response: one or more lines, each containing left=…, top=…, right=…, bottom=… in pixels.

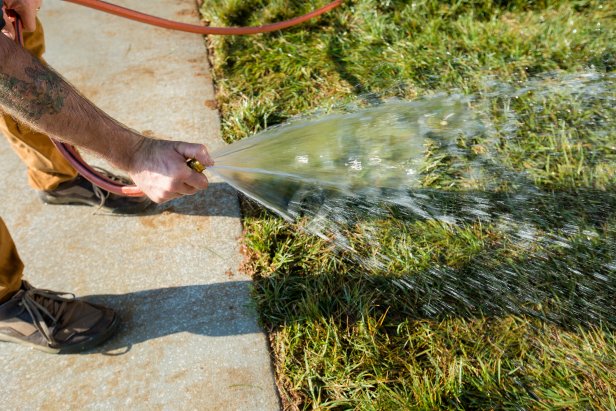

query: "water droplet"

left=295, top=155, right=309, bottom=164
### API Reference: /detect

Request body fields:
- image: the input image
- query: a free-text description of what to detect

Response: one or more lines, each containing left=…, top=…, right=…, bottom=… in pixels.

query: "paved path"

left=0, top=1, right=279, bottom=409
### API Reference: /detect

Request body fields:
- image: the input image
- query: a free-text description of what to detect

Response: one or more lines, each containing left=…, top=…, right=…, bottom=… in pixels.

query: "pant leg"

left=0, top=18, right=78, bottom=191
left=0, top=218, right=24, bottom=303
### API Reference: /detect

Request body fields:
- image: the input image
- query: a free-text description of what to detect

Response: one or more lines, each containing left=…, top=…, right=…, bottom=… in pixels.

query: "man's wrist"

left=109, top=130, right=146, bottom=172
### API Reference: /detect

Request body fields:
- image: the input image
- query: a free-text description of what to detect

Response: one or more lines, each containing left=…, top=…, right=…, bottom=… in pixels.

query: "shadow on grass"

left=252, top=188, right=616, bottom=332
left=326, top=32, right=384, bottom=105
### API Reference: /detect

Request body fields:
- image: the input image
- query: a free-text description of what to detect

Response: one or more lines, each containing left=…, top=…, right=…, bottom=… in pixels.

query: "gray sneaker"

left=39, top=172, right=152, bottom=214
left=0, top=281, right=119, bottom=354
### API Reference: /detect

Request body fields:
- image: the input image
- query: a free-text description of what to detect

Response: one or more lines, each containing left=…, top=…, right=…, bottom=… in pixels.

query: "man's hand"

left=1, top=0, right=41, bottom=39
left=127, top=138, right=214, bottom=203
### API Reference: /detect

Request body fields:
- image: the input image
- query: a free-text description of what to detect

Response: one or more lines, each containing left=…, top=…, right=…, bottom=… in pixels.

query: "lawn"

left=200, top=1, right=615, bottom=409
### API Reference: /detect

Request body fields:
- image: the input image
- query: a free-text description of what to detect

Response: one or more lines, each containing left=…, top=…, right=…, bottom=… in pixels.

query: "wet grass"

left=200, top=1, right=615, bottom=409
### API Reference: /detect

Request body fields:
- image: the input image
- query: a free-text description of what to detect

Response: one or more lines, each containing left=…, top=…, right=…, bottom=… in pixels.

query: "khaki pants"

left=0, top=18, right=77, bottom=191
left=0, top=218, right=23, bottom=302
left=1, top=19, right=77, bottom=301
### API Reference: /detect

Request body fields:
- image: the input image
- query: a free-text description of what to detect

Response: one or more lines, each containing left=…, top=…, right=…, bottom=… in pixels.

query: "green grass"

left=201, top=1, right=615, bottom=409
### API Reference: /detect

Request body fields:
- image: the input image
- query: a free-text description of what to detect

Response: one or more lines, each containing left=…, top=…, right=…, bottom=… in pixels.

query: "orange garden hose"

left=11, top=0, right=343, bottom=197
left=64, top=0, right=343, bottom=35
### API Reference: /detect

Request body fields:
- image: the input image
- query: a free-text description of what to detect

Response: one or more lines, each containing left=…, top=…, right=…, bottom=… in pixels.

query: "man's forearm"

left=0, top=34, right=143, bottom=171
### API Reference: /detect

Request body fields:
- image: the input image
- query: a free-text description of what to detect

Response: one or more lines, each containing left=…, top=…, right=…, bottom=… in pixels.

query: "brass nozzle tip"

left=187, top=158, right=206, bottom=173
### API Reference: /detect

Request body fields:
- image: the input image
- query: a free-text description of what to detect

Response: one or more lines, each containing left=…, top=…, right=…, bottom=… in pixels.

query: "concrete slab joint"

left=0, top=0, right=280, bottom=409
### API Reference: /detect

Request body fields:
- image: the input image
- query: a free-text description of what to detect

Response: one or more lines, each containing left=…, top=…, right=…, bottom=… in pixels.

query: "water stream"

left=208, top=72, right=615, bottom=328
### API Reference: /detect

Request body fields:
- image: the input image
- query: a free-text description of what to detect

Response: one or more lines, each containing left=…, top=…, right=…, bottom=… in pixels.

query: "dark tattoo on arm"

left=0, top=59, right=68, bottom=120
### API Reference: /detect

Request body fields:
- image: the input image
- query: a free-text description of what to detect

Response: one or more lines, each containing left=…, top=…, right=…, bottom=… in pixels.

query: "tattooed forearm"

left=0, top=34, right=144, bottom=171
left=0, top=64, right=68, bottom=120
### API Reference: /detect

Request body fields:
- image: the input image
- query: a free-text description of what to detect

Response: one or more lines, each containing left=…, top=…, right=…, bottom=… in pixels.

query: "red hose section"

left=12, top=1, right=343, bottom=197
left=52, top=141, right=144, bottom=196
left=63, top=0, right=343, bottom=35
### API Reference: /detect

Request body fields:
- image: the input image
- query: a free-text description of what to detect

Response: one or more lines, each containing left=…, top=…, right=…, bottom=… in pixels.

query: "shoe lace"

left=91, top=183, right=109, bottom=210
left=20, top=286, right=75, bottom=345
left=91, top=167, right=134, bottom=212
left=93, top=166, right=133, bottom=186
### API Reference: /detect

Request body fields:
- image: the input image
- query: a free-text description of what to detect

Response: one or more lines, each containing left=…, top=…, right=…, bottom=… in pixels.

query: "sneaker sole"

left=0, top=313, right=120, bottom=354
left=0, top=333, right=61, bottom=354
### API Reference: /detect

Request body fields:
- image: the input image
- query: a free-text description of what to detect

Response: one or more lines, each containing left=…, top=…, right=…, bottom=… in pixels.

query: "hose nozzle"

left=186, top=158, right=206, bottom=173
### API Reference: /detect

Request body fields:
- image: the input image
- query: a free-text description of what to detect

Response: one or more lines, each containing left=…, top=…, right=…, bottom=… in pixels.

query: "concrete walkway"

left=0, top=1, right=279, bottom=409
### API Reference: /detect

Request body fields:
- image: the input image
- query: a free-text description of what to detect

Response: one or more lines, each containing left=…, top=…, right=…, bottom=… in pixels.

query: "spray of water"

left=209, top=72, right=615, bottom=329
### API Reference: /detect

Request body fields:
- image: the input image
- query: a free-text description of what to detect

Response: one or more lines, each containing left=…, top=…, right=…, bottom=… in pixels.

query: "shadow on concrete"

left=103, top=182, right=241, bottom=218
left=81, top=281, right=261, bottom=355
